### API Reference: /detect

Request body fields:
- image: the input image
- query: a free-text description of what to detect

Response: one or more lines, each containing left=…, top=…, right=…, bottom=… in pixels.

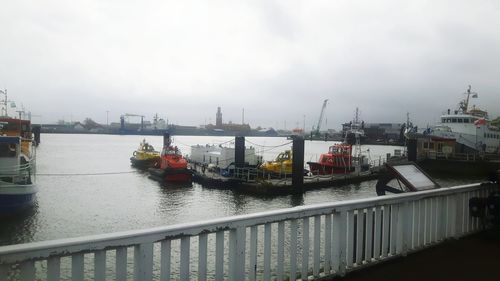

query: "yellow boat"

left=130, top=139, right=160, bottom=168
left=259, top=150, right=293, bottom=174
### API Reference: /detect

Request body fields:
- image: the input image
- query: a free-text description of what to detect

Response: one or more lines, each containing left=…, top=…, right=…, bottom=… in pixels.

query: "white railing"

left=0, top=183, right=497, bottom=281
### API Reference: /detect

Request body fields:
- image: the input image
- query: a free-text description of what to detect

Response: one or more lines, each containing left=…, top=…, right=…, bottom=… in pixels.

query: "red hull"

left=308, top=162, right=355, bottom=175
left=164, top=172, right=192, bottom=182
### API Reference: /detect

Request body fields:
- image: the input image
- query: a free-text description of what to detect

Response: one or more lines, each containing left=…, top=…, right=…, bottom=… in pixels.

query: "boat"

left=307, top=144, right=355, bottom=175
left=130, top=139, right=160, bottom=168
left=0, top=92, right=37, bottom=215
left=428, top=86, right=500, bottom=153
left=189, top=143, right=262, bottom=168
left=148, top=133, right=192, bottom=182
left=308, top=108, right=370, bottom=175
left=259, top=150, right=293, bottom=175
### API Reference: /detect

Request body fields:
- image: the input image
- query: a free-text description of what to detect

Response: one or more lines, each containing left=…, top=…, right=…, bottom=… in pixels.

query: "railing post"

left=290, top=219, right=298, bottom=281
left=47, top=256, right=61, bottom=281
left=333, top=210, right=347, bottom=275
left=453, top=193, right=465, bottom=239
left=72, top=253, right=84, bottom=281
left=397, top=202, right=408, bottom=255
left=301, top=217, right=310, bottom=280
left=134, top=243, right=153, bottom=281
left=0, top=265, right=8, bottom=281
left=249, top=226, right=258, bottom=281
left=229, top=227, right=246, bottom=281
left=180, top=237, right=191, bottom=281
left=20, top=261, right=35, bottom=281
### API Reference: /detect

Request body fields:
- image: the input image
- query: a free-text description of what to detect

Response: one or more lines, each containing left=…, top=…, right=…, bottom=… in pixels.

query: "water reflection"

left=0, top=204, right=39, bottom=245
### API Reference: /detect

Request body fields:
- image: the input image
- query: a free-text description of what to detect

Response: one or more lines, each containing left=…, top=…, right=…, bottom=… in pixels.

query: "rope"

left=37, top=171, right=138, bottom=176
left=245, top=139, right=291, bottom=148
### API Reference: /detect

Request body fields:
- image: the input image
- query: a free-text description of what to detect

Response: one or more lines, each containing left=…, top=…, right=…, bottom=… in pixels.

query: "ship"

left=428, top=86, right=500, bottom=154
left=0, top=90, right=37, bottom=215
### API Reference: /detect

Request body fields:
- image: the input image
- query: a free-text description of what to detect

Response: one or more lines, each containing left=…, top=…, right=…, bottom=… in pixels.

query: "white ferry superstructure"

left=429, top=86, right=500, bottom=153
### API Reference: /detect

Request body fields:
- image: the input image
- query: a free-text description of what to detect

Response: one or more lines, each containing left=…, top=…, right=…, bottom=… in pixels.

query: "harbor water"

left=0, top=134, right=481, bottom=247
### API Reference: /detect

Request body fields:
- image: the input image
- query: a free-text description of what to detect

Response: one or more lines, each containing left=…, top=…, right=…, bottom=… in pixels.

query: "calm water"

left=0, top=134, right=477, bottom=246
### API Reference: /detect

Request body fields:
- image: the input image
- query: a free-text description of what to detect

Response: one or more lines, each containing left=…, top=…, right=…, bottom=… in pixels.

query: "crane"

left=120, top=113, right=146, bottom=131
left=313, top=99, right=328, bottom=136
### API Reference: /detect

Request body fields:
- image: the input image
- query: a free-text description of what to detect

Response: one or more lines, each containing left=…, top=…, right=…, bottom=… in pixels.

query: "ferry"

left=0, top=92, right=37, bottom=215
left=428, top=86, right=500, bottom=153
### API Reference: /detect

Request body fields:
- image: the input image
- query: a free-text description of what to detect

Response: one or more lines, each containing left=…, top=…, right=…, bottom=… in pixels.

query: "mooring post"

left=407, top=137, right=417, bottom=161
left=163, top=132, right=171, bottom=147
left=235, top=136, right=245, bottom=168
left=292, top=136, right=304, bottom=187
left=32, top=125, right=41, bottom=146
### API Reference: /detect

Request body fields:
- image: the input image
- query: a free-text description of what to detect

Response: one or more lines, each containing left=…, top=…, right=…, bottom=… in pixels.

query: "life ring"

left=133, top=151, right=137, bottom=156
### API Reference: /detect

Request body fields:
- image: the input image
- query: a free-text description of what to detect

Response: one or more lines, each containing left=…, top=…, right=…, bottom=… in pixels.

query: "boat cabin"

left=0, top=136, right=32, bottom=184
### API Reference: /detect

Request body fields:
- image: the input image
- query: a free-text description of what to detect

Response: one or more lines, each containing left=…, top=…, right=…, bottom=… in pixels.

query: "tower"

left=216, top=107, right=223, bottom=128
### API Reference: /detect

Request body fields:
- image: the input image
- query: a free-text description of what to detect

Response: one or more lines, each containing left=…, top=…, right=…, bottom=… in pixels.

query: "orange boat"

left=307, top=143, right=355, bottom=175
left=148, top=133, right=192, bottom=182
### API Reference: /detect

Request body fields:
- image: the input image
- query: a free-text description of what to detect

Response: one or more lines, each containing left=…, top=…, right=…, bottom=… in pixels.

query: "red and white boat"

left=307, top=143, right=355, bottom=175
left=148, top=133, right=192, bottom=182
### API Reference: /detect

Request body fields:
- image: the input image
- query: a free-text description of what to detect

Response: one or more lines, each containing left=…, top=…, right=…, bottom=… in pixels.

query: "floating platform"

left=191, top=165, right=381, bottom=195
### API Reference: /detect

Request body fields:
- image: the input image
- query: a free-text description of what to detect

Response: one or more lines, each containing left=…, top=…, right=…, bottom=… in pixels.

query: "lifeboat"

left=148, top=133, right=192, bottom=182
left=307, top=143, right=355, bottom=175
left=130, top=139, right=160, bottom=168
left=259, top=150, right=293, bottom=175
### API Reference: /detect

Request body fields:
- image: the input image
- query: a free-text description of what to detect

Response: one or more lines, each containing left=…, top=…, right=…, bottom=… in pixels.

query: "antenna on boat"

left=461, top=85, right=478, bottom=113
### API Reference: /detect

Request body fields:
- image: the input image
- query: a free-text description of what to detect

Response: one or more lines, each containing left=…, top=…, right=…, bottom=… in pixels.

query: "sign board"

left=387, top=163, right=440, bottom=191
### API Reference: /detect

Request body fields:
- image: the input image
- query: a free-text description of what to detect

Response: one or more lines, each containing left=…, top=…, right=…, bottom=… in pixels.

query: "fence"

left=0, top=182, right=497, bottom=281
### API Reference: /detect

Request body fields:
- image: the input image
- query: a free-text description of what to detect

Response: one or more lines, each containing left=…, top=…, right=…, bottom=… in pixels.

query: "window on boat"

left=429, top=143, right=435, bottom=149
left=0, top=143, right=17, bottom=157
left=447, top=118, right=452, bottom=123
left=438, top=143, right=443, bottom=152
left=423, top=142, right=429, bottom=149
left=451, top=118, right=457, bottom=123
left=464, top=118, right=470, bottom=123
left=457, top=118, right=463, bottom=123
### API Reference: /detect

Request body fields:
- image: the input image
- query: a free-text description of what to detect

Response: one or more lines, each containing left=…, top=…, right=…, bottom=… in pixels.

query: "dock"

left=191, top=164, right=381, bottom=195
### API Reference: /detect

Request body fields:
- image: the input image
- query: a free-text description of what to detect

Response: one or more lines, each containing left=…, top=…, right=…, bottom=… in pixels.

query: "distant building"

left=216, top=107, right=223, bottom=128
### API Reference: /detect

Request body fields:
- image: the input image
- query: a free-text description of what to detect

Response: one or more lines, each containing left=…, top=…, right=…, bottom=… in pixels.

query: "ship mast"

left=460, top=85, right=477, bottom=113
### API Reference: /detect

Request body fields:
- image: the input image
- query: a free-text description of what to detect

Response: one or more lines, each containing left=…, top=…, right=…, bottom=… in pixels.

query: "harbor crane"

left=120, top=113, right=146, bottom=131
left=313, top=99, right=328, bottom=136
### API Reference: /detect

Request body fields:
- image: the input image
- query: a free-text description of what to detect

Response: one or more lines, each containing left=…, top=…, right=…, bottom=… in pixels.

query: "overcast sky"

left=1, top=0, right=499, bottom=130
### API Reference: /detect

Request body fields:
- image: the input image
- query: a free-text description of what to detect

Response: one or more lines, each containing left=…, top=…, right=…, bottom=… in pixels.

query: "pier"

left=0, top=182, right=497, bottom=280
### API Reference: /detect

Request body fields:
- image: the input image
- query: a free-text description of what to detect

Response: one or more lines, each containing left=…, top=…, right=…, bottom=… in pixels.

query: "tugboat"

left=0, top=91, right=37, bottom=216
left=307, top=144, right=355, bottom=175
left=308, top=108, right=370, bottom=175
left=130, top=139, right=160, bottom=168
left=259, top=150, right=293, bottom=176
left=148, top=133, right=192, bottom=182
